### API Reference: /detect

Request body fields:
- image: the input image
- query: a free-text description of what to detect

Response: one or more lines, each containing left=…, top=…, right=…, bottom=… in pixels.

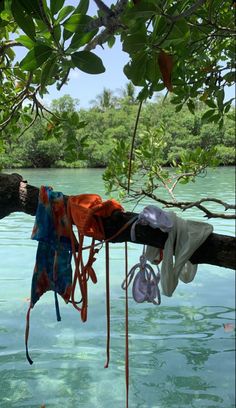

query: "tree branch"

left=0, top=173, right=235, bottom=270
left=140, top=190, right=236, bottom=219
left=84, top=0, right=128, bottom=50
left=0, top=40, right=23, bottom=56
left=165, top=0, right=207, bottom=22
left=93, top=0, right=114, bottom=16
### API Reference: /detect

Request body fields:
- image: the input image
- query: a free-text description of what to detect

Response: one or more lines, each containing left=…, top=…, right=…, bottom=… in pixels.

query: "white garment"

left=145, top=212, right=213, bottom=297
left=131, top=205, right=173, bottom=241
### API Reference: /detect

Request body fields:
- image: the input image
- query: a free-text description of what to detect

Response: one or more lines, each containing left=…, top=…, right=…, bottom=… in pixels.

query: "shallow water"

left=0, top=167, right=235, bottom=408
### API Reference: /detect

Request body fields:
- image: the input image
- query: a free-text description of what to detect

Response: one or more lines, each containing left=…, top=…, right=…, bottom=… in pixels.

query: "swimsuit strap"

left=79, top=234, right=88, bottom=322
left=125, top=242, right=129, bottom=408
left=121, top=264, right=138, bottom=290
left=25, top=305, right=33, bottom=365
left=104, top=242, right=110, bottom=368
left=54, top=292, right=61, bottom=321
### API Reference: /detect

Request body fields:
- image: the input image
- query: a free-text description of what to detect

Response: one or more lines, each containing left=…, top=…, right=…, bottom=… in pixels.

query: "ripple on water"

left=0, top=167, right=235, bottom=408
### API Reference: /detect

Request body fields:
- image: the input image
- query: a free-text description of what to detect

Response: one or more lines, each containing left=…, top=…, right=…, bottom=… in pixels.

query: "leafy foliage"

left=0, top=0, right=235, bottom=133
left=0, top=92, right=234, bottom=171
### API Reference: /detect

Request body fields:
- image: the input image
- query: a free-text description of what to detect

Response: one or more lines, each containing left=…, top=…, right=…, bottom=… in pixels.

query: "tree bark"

left=0, top=172, right=235, bottom=270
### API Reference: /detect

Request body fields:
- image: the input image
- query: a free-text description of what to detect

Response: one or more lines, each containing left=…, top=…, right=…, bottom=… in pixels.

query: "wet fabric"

left=26, top=186, right=73, bottom=364
left=30, top=186, right=72, bottom=306
left=67, top=193, right=123, bottom=240
left=130, top=205, right=173, bottom=242
left=67, top=193, right=124, bottom=369
left=121, top=251, right=161, bottom=305
left=145, top=212, right=213, bottom=296
left=67, top=193, right=124, bottom=322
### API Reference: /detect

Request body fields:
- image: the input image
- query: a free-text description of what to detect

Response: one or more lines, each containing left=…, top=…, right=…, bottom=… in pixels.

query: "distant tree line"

left=0, top=85, right=235, bottom=169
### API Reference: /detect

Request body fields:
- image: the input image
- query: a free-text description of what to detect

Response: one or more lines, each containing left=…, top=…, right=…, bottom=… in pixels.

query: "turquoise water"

left=0, top=167, right=235, bottom=408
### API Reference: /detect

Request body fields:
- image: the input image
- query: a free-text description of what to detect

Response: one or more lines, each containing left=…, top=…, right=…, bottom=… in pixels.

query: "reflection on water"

left=0, top=167, right=235, bottom=407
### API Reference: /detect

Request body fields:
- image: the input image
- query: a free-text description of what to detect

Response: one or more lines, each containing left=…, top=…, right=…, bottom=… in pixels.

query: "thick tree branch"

left=0, top=173, right=235, bottom=270
left=0, top=40, right=23, bottom=56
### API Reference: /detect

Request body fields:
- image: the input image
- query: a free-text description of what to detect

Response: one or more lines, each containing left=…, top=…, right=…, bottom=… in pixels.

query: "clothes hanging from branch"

left=145, top=211, right=213, bottom=296
left=25, top=186, right=73, bottom=364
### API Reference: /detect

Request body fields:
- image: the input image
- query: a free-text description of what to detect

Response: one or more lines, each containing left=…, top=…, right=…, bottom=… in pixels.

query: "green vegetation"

left=0, top=92, right=234, bottom=169
left=0, top=0, right=235, bottom=124
left=0, top=0, right=235, bottom=209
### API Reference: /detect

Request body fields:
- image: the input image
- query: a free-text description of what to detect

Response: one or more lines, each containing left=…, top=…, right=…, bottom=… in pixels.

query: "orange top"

left=67, top=194, right=123, bottom=240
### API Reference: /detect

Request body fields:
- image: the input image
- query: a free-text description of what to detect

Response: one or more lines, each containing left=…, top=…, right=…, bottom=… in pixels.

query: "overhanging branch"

left=0, top=173, right=235, bottom=270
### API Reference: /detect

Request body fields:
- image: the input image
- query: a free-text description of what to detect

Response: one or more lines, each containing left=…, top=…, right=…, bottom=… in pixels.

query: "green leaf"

left=16, top=0, right=41, bottom=19
left=122, top=33, right=148, bottom=54
left=40, top=55, right=57, bottom=91
left=150, top=81, right=165, bottom=92
left=71, top=51, right=105, bottom=74
left=56, top=6, right=74, bottom=23
left=63, top=28, right=74, bottom=41
left=124, top=52, right=148, bottom=86
left=187, top=99, right=195, bottom=114
left=201, top=109, right=216, bottom=122
left=63, top=14, right=92, bottom=33
left=137, top=86, right=150, bottom=101
left=107, top=36, right=116, bottom=48
left=67, top=29, right=98, bottom=50
left=152, top=15, right=167, bottom=38
left=50, top=0, right=65, bottom=15
left=11, top=1, right=36, bottom=40
left=210, top=113, right=221, bottom=123
left=166, top=19, right=190, bottom=44
left=20, top=44, right=53, bottom=71
left=146, top=54, right=160, bottom=82
left=219, top=118, right=224, bottom=129
left=224, top=100, right=234, bottom=114
left=217, top=89, right=224, bottom=111
left=5, top=47, right=15, bottom=60
left=204, top=98, right=216, bottom=108
left=53, top=24, right=61, bottom=43
left=0, top=9, right=11, bottom=21
left=75, top=0, right=89, bottom=15
left=175, top=103, right=183, bottom=112
left=124, top=0, right=160, bottom=20
left=15, top=35, right=35, bottom=49
left=223, top=71, right=235, bottom=84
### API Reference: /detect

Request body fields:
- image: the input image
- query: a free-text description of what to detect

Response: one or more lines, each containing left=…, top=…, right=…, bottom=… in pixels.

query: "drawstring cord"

left=25, top=213, right=138, bottom=366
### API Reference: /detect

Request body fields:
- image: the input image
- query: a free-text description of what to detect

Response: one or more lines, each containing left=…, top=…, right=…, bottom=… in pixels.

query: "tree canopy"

left=1, top=92, right=235, bottom=169
left=0, top=0, right=235, bottom=130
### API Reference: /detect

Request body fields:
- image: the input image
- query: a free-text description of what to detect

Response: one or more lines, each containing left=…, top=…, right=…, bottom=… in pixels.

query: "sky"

left=44, top=0, right=130, bottom=108
left=44, top=39, right=130, bottom=108
left=43, top=0, right=235, bottom=108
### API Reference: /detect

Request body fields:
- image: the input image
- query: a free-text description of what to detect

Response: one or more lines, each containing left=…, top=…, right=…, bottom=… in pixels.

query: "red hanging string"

left=125, top=242, right=129, bottom=408
left=104, top=242, right=110, bottom=368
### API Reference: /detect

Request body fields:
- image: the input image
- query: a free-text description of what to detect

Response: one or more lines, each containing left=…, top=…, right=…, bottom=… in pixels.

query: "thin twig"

left=140, top=190, right=236, bottom=219
left=182, top=197, right=236, bottom=211
left=165, top=0, right=207, bottom=22
left=127, top=100, right=143, bottom=194
left=17, top=111, right=39, bottom=138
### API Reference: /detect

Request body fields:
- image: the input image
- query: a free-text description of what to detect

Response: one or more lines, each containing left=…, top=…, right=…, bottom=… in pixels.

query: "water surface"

left=0, top=167, right=235, bottom=408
